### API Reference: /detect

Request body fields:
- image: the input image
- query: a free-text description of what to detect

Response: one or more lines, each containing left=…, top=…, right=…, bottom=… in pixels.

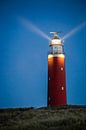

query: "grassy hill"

left=0, top=105, right=86, bottom=130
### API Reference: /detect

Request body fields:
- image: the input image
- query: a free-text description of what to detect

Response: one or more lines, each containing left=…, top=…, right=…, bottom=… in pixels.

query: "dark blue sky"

left=0, top=0, right=86, bottom=108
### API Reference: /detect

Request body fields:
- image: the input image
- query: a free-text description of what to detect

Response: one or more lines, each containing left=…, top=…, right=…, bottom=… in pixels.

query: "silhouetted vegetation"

left=0, top=105, right=86, bottom=130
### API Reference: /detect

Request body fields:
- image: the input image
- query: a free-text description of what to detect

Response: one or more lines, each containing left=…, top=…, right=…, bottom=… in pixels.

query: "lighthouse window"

left=61, top=87, right=64, bottom=91
left=49, top=77, right=50, bottom=80
left=57, top=46, right=63, bottom=53
left=53, top=46, right=58, bottom=54
left=61, top=67, right=63, bottom=71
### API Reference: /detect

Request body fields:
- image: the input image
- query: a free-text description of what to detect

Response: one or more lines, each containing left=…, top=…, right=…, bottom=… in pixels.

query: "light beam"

left=18, top=17, right=51, bottom=41
left=62, top=21, right=86, bottom=40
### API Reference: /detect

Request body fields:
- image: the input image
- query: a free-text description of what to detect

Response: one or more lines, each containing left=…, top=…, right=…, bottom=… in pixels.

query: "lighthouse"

left=48, top=32, right=67, bottom=106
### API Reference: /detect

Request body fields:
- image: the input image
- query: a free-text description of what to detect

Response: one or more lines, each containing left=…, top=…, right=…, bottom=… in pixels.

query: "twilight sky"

left=0, top=0, right=86, bottom=108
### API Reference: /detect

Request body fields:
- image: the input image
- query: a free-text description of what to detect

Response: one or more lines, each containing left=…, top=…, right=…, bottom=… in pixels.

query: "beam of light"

left=18, top=17, right=51, bottom=41
left=62, top=21, right=86, bottom=40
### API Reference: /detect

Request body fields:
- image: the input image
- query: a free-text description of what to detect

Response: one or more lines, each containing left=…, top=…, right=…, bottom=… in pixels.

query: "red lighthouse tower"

left=48, top=32, right=67, bottom=106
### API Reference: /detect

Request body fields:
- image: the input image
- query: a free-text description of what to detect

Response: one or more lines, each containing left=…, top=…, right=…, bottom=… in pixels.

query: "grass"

left=0, top=105, right=86, bottom=130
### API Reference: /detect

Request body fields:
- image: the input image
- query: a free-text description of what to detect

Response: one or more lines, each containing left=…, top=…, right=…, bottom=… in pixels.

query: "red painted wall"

left=48, top=55, right=67, bottom=106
